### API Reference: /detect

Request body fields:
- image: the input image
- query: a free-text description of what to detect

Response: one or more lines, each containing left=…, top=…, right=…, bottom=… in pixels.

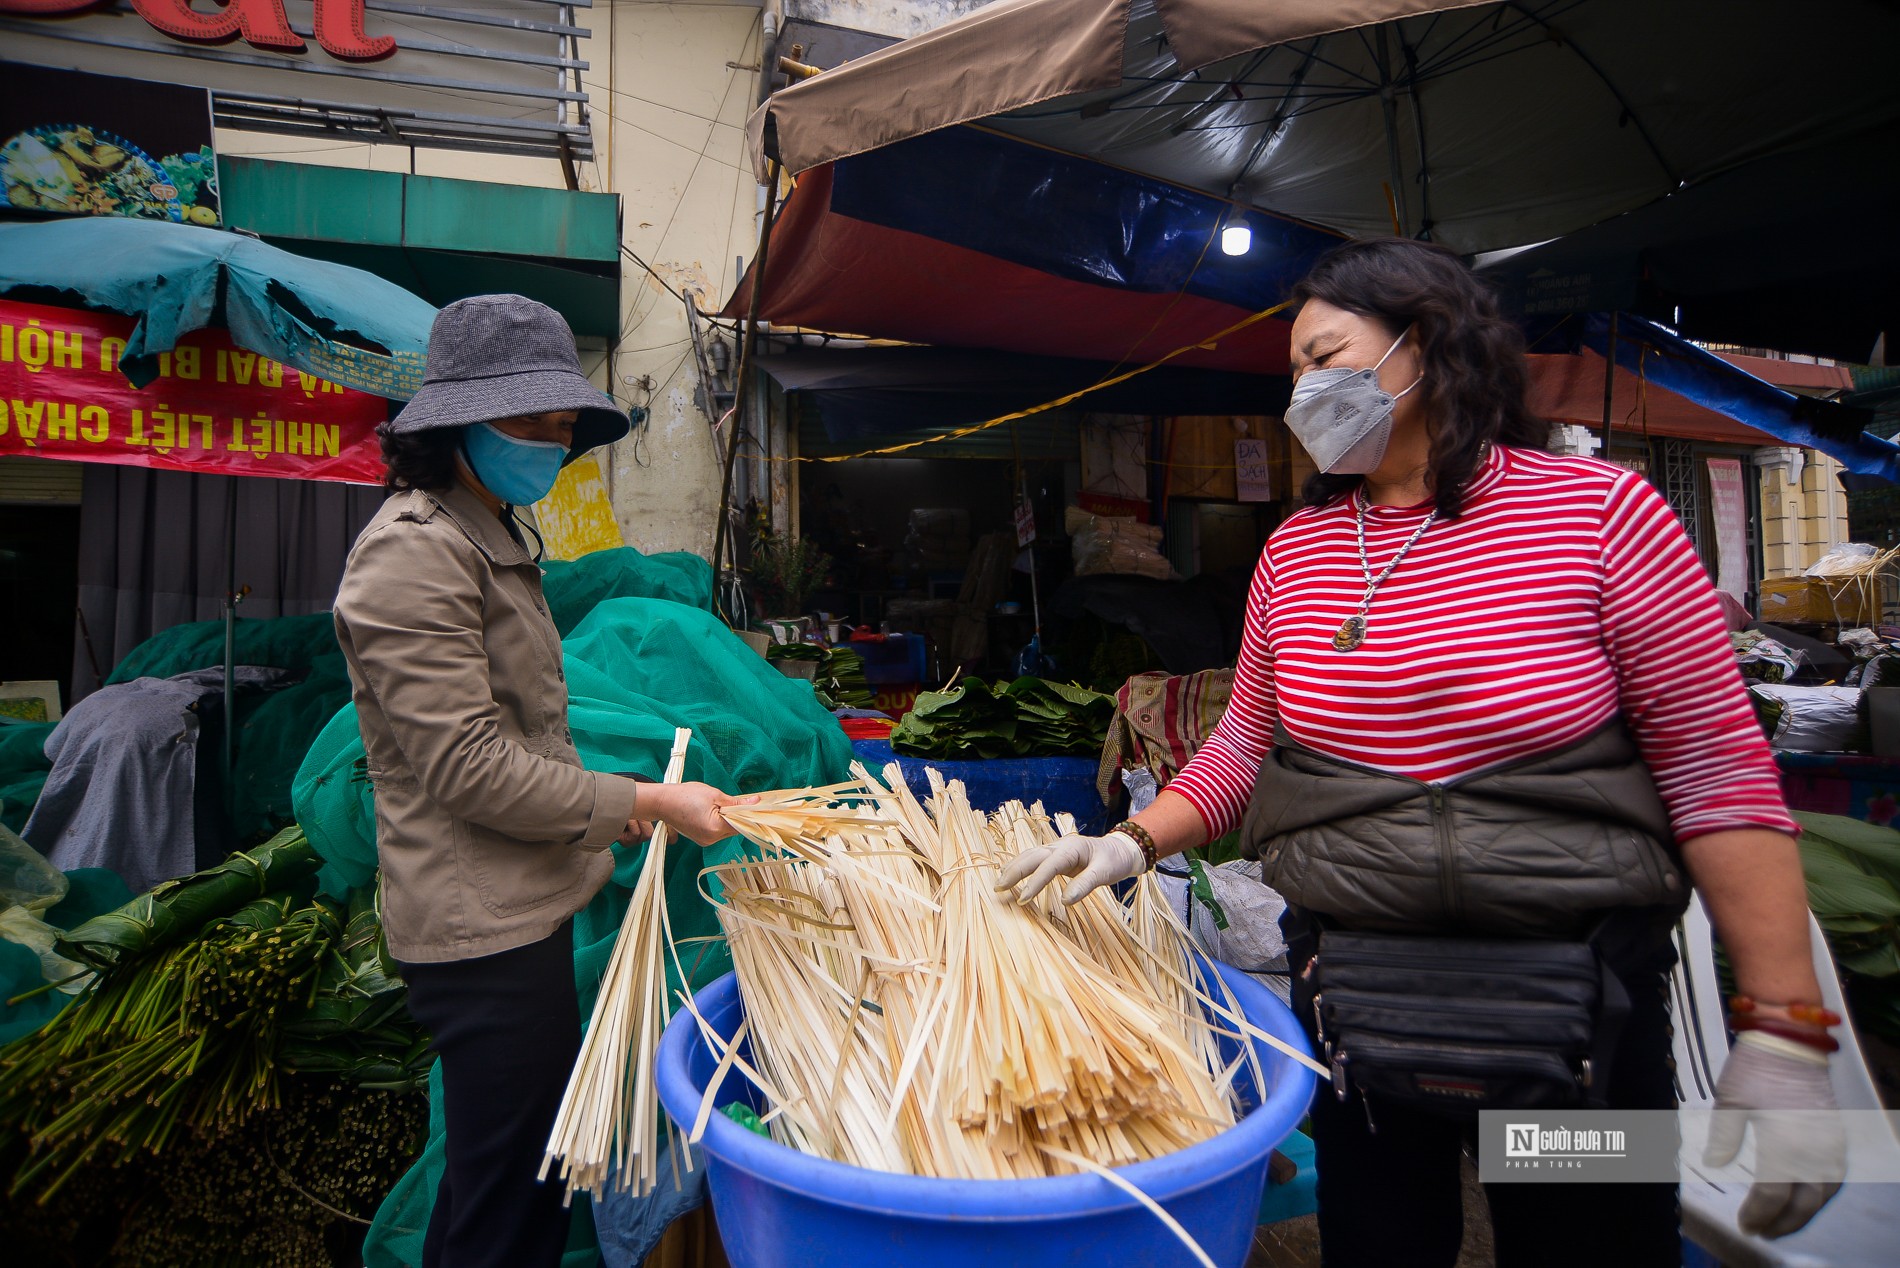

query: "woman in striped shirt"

left=1002, top=240, right=1841, bottom=1265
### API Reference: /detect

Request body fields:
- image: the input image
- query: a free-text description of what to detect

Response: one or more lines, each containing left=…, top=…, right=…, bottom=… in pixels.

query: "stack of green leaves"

left=279, top=887, right=433, bottom=1092
left=816, top=647, right=875, bottom=710
left=765, top=643, right=877, bottom=711
left=890, top=676, right=1113, bottom=760
left=890, top=678, right=1017, bottom=759
left=1003, top=676, right=1115, bottom=755
left=1794, top=811, right=1900, bottom=979
left=55, top=825, right=321, bottom=974
left=763, top=642, right=825, bottom=667
left=0, top=831, right=429, bottom=1201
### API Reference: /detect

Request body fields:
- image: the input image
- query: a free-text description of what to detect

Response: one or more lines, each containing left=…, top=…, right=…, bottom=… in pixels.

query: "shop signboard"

left=0, top=298, right=386, bottom=484
left=1706, top=457, right=1748, bottom=603
left=0, top=0, right=593, bottom=161
left=1235, top=437, right=1272, bottom=502
left=1, top=64, right=217, bottom=224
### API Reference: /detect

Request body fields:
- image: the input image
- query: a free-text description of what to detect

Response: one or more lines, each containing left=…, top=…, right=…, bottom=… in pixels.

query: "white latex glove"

left=1705, top=1030, right=1845, bottom=1239
left=994, top=831, right=1145, bottom=905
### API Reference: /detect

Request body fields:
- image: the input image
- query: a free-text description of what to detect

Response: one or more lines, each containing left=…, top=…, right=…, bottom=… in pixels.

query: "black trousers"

left=400, top=922, right=581, bottom=1268
left=1285, top=909, right=1681, bottom=1268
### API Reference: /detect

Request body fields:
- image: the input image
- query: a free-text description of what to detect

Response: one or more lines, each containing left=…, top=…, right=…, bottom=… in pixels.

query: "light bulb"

left=1220, top=224, right=1252, bottom=256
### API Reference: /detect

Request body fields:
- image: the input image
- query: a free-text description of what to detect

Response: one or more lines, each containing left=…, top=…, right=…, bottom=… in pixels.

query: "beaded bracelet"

left=1728, top=996, right=1842, bottom=1028
left=1730, top=1014, right=1842, bottom=1054
left=1113, top=819, right=1159, bottom=872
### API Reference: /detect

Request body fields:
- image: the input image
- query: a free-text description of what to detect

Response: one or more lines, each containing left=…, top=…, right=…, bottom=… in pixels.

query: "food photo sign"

left=0, top=63, right=218, bottom=225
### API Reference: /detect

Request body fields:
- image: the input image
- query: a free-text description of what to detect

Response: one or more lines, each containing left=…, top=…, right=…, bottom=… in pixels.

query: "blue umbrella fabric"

left=0, top=217, right=434, bottom=399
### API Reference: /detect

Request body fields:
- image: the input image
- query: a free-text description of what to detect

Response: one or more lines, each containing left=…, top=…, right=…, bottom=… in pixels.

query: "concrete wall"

left=214, top=3, right=773, bottom=560
left=787, top=0, right=999, bottom=40
left=1758, top=447, right=1851, bottom=580
left=211, top=0, right=1010, bottom=560
left=587, top=1, right=770, bottom=558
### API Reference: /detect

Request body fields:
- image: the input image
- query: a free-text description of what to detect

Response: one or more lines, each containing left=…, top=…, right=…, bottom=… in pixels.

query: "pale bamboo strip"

left=541, top=727, right=694, bottom=1200
left=699, top=763, right=1312, bottom=1188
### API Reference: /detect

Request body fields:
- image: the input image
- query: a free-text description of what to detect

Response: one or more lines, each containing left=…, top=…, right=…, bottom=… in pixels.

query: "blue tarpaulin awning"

left=0, top=217, right=436, bottom=399
left=1529, top=313, right=1900, bottom=482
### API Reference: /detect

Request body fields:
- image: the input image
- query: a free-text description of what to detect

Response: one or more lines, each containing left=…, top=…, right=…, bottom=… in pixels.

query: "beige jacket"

left=333, top=481, right=639, bottom=963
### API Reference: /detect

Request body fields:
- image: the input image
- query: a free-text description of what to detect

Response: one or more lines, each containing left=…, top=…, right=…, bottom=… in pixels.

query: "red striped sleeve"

left=1597, top=471, right=1798, bottom=840
left=1169, top=543, right=1281, bottom=836
left=1159, top=446, right=1796, bottom=845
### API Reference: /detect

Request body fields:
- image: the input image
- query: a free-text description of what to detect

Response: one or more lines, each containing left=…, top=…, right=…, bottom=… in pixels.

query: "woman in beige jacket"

left=334, top=295, right=745, bottom=1268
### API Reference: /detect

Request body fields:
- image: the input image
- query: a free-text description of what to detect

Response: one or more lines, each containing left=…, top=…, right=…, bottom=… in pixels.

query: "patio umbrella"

left=0, top=218, right=435, bottom=781
left=0, top=217, right=433, bottom=397
left=748, top=0, right=1900, bottom=255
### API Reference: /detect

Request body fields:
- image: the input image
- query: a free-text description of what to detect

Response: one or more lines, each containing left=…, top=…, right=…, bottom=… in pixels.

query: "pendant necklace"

left=1333, top=490, right=1436, bottom=652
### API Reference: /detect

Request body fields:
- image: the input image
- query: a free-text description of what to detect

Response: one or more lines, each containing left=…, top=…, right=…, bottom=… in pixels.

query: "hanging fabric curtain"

left=71, top=467, right=383, bottom=699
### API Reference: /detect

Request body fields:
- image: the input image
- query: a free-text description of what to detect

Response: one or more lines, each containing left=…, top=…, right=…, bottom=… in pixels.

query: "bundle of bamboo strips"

left=699, top=762, right=1313, bottom=1185
left=541, top=727, right=694, bottom=1201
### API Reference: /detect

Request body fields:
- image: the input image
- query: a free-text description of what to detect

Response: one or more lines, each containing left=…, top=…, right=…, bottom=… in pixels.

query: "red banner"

left=0, top=298, right=387, bottom=484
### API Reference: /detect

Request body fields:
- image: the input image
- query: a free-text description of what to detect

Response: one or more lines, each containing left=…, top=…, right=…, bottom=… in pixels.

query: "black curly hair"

left=1290, top=237, right=1548, bottom=519
left=378, top=424, right=463, bottom=494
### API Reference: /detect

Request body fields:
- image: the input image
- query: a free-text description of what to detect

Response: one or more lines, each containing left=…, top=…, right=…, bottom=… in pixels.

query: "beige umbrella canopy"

left=749, top=0, right=1900, bottom=254
left=748, top=0, right=1474, bottom=179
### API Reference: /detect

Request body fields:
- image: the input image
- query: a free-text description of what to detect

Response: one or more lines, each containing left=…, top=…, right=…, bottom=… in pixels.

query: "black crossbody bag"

left=1307, top=925, right=1636, bottom=1118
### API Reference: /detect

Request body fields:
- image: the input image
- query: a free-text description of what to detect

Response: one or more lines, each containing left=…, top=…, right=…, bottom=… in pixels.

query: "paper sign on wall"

left=534, top=454, right=625, bottom=561
left=1236, top=438, right=1272, bottom=503
left=1706, top=457, right=1748, bottom=603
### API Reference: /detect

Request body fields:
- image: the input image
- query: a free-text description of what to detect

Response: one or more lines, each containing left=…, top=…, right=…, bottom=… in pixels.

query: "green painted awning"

left=219, top=157, right=621, bottom=339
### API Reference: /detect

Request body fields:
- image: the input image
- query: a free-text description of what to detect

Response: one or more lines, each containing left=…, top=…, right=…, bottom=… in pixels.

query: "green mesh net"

left=0, top=722, right=55, bottom=834
left=292, top=593, right=854, bottom=1267
left=4, top=548, right=723, bottom=850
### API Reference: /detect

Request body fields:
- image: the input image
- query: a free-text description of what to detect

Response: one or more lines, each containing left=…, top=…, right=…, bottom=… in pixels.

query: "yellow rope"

left=770, top=300, right=1294, bottom=464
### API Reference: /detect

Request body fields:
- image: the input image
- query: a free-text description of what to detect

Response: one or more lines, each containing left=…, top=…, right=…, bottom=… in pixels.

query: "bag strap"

left=1579, top=905, right=1680, bottom=1108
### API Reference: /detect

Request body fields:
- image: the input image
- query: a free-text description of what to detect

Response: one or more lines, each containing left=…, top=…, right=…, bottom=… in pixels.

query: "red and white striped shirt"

left=1170, top=445, right=1796, bottom=844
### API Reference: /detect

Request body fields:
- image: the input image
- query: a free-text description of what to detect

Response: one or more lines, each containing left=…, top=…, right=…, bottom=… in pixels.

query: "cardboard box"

left=1758, top=576, right=1879, bottom=626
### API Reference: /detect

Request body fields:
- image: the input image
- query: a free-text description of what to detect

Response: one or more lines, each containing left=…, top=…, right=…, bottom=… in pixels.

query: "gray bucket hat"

left=387, top=294, right=629, bottom=455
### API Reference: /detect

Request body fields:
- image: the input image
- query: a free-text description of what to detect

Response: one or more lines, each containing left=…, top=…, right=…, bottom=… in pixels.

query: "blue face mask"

left=462, top=421, right=567, bottom=506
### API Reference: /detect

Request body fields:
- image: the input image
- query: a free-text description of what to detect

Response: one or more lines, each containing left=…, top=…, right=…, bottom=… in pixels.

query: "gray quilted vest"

left=1239, top=721, right=1687, bottom=938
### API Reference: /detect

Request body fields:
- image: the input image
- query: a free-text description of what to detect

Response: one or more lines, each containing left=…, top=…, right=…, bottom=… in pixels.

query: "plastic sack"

left=1731, top=631, right=1804, bottom=684
left=1064, top=507, right=1173, bottom=581
left=0, top=906, right=89, bottom=996
left=0, top=820, right=65, bottom=912
left=1749, top=684, right=1864, bottom=752
left=1153, top=858, right=1290, bottom=1003
left=1805, top=544, right=1879, bottom=577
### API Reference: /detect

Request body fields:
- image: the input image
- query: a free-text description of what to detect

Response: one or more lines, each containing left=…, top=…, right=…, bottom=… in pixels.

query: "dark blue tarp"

left=850, top=739, right=1114, bottom=836
left=829, top=126, right=1341, bottom=314
left=1564, top=313, right=1900, bottom=482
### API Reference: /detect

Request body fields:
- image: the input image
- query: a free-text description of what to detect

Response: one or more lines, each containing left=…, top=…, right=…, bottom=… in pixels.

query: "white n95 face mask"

left=1284, top=325, right=1422, bottom=474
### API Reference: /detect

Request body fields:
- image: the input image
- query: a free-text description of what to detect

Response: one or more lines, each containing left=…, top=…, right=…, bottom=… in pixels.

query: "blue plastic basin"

left=655, top=959, right=1316, bottom=1268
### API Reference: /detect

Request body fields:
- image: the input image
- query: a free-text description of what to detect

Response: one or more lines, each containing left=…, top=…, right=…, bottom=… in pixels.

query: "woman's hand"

left=996, top=831, right=1145, bottom=905
left=1706, top=1033, right=1844, bottom=1237
left=632, top=782, right=756, bottom=846
left=996, top=791, right=1213, bottom=904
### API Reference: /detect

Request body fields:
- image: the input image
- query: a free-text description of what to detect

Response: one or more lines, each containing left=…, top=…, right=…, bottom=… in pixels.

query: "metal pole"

left=222, top=481, right=237, bottom=793
left=712, top=155, right=783, bottom=615
left=1376, top=25, right=1410, bottom=237
left=1600, top=312, right=1619, bottom=460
